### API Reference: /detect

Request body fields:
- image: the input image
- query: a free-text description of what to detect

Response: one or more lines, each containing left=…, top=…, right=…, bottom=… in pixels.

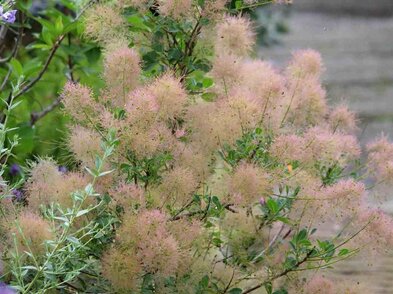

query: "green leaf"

left=228, top=288, right=242, bottom=294
left=168, top=47, right=183, bottom=62
left=201, top=92, right=216, bottom=102
left=66, top=236, right=81, bottom=245
left=199, top=275, right=209, bottom=288
left=127, top=15, right=151, bottom=32
left=338, top=248, right=349, bottom=256
left=76, top=209, right=89, bottom=218
left=266, top=198, right=278, bottom=214
left=9, top=58, right=23, bottom=77
left=202, top=77, right=214, bottom=88
left=273, top=290, right=288, bottom=294
left=276, top=216, right=291, bottom=224
left=296, top=229, right=307, bottom=241
left=42, top=29, right=54, bottom=45
left=55, top=16, right=64, bottom=34
left=265, top=282, right=273, bottom=294
left=99, top=169, right=115, bottom=177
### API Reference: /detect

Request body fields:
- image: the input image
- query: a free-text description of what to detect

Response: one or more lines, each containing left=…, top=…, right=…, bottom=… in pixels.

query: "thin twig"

left=30, top=95, right=63, bottom=126
left=13, top=0, right=95, bottom=101
left=243, top=248, right=315, bottom=294
left=13, top=34, right=66, bottom=100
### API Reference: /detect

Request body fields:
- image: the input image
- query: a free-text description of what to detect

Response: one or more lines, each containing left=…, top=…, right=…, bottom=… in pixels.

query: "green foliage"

left=0, top=0, right=103, bottom=170
left=7, top=131, right=117, bottom=293
left=220, top=127, right=275, bottom=167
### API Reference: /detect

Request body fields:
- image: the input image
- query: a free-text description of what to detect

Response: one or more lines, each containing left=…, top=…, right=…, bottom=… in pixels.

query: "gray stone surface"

left=294, top=0, right=393, bottom=16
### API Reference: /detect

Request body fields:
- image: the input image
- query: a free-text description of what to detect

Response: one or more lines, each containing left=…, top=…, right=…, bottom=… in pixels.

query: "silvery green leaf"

left=76, top=209, right=89, bottom=218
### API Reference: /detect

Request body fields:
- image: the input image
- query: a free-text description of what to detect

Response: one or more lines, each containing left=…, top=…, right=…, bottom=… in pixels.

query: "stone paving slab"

left=293, top=0, right=393, bottom=16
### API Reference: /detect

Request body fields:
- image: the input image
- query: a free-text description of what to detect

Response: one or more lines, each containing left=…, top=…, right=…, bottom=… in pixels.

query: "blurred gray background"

left=260, top=0, right=393, bottom=146
left=259, top=1, right=393, bottom=292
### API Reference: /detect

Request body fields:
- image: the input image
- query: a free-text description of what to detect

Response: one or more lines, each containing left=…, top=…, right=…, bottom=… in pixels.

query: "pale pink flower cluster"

left=109, top=182, right=145, bottom=209
left=62, top=82, right=102, bottom=126
left=215, top=15, right=255, bottom=56
left=103, top=209, right=200, bottom=291
left=157, top=166, right=199, bottom=207
left=117, top=72, right=188, bottom=158
left=367, top=136, right=393, bottom=182
left=158, top=0, right=193, bottom=19
left=26, top=159, right=90, bottom=211
left=270, top=134, right=308, bottom=163
left=209, top=49, right=346, bottom=135
left=227, top=162, right=270, bottom=206
left=12, top=211, right=54, bottom=256
left=68, top=125, right=102, bottom=168
left=303, top=126, right=360, bottom=165
left=117, top=210, right=180, bottom=276
left=84, top=4, right=126, bottom=45
left=103, top=46, right=141, bottom=107
left=356, top=206, right=393, bottom=254
left=284, top=50, right=327, bottom=127
left=270, top=126, right=360, bottom=167
left=151, top=73, right=188, bottom=121
left=286, top=49, right=324, bottom=80
left=322, top=179, right=365, bottom=201
left=328, top=104, right=358, bottom=133
left=319, top=179, right=366, bottom=222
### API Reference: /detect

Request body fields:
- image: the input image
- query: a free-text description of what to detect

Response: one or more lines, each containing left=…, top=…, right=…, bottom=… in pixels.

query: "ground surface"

left=260, top=11, right=393, bottom=293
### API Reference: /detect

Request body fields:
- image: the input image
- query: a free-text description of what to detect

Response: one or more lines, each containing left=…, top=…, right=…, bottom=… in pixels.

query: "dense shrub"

left=0, top=0, right=392, bottom=293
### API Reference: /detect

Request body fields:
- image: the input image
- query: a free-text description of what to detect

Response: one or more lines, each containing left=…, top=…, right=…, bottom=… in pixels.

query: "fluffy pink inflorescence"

left=290, top=79, right=328, bottom=126
left=172, top=143, right=212, bottom=182
left=103, top=47, right=141, bottom=107
left=328, top=104, right=358, bottom=133
left=84, top=4, right=126, bottom=44
left=26, top=159, right=90, bottom=211
left=210, top=53, right=243, bottom=88
left=12, top=211, right=54, bottom=256
left=101, top=248, right=141, bottom=292
left=114, top=209, right=198, bottom=281
left=109, top=182, right=145, bottom=210
left=62, top=82, right=101, bottom=125
left=215, top=15, right=255, bottom=57
left=303, top=126, right=360, bottom=165
left=322, top=179, right=365, bottom=201
left=158, top=167, right=199, bottom=207
left=367, top=136, right=393, bottom=182
left=138, top=233, right=180, bottom=277
left=270, top=134, right=309, bottom=164
left=228, top=162, right=270, bottom=206
left=158, top=0, right=193, bottom=19
left=319, top=179, right=366, bottom=221
left=126, top=87, right=159, bottom=123
left=149, top=73, right=188, bottom=121
left=201, top=0, right=228, bottom=18
left=239, top=60, right=284, bottom=103
left=356, top=206, right=393, bottom=253
left=68, top=125, right=102, bottom=168
left=287, top=49, right=324, bottom=80
left=121, top=86, right=177, bottom=158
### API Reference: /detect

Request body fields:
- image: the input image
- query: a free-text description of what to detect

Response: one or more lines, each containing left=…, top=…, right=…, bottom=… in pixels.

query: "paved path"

left=260, top=11, right=393, bottom=293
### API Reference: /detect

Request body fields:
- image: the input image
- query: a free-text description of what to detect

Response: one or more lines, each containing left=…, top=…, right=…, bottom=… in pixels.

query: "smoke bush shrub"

left=1, top=0, right=393, bottom=293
